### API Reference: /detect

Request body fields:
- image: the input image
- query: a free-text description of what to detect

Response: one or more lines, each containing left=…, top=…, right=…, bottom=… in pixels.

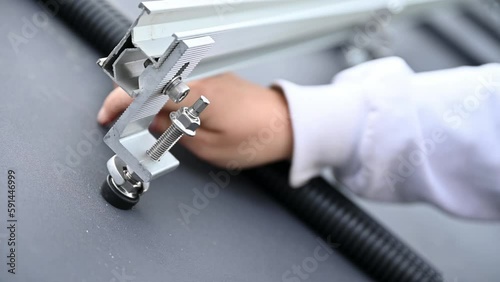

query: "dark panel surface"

left=0, top=1, right=369, bottom=282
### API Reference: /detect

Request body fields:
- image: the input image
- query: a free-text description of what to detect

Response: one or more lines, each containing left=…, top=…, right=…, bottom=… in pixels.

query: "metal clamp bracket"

left=97, top=5, right=214, bottom=184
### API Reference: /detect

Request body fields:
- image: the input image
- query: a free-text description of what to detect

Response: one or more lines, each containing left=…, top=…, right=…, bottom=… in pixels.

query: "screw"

left=163, top=76, right=190, bottom=103
left=187, top=96, right=210, bottom=116
left=147, top=96, right=210, bottom=161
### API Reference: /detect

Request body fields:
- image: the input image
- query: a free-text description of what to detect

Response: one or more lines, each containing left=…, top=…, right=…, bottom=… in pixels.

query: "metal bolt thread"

left=147, top=125, right=184, bottom=161
left=147, top=96, right=210, bottom=161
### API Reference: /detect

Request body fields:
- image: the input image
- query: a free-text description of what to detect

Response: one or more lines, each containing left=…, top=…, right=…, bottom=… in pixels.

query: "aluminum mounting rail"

left=131, top=0, right=452, bottom=80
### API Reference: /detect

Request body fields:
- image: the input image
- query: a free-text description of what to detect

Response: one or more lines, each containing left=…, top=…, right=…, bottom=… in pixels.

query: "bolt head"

left=190, top=96, right=210, bottom=116
left=173, top=107, right=200, bottom=136
left=164, top=77, right=190, bottom=103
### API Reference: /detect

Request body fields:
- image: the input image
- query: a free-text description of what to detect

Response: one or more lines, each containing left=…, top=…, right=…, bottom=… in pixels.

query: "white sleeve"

left=274, top=57, right=500, bottom=219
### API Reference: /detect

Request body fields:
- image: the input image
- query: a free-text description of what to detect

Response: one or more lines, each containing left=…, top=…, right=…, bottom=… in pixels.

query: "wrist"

left=270, top=86, right=293, bottom=162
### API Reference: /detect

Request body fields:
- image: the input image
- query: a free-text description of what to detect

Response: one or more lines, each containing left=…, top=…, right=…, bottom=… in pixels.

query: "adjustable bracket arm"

left=97, top=3, right=214, bottom=209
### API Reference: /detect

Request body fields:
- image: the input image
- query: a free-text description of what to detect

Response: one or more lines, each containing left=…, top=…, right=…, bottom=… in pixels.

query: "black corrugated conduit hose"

left=246, top=163, right=443, bottom=282
left=34, top=0, right=443, bottom=280
left=36, top=0, right=130, bottom=55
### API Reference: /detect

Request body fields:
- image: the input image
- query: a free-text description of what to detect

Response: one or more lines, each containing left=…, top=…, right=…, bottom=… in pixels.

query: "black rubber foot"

left=101, top=175, right=139, bottom=210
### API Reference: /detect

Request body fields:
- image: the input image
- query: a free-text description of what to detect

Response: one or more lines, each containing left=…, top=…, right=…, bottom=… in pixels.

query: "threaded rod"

left=147, top=125, right=184, bottom=161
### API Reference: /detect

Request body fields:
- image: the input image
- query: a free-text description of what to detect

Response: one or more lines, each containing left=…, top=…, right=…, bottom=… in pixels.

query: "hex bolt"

left=162, top=76, right=190, bottom=104
left=187, top=96, right=210, bottom=117
left=147, top=96, right=210, bottom=161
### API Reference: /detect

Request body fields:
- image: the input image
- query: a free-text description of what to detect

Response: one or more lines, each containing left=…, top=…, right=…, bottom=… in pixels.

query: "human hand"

left=97, top=73, right=293, bottom=170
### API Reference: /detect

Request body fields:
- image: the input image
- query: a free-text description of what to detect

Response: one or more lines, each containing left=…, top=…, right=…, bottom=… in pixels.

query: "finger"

left=150, top=113, right=218, bottom=160
left=149, top=111, right=214, bottom=138
left=149, top=110, right=172, bottom=133
left=97, top=87, right=132, bottom=125
left=178, top=129, right=219, bottom=159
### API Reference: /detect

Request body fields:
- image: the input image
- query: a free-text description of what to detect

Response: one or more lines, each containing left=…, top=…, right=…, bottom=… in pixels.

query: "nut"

left=171, top=107, right=200, bottom=136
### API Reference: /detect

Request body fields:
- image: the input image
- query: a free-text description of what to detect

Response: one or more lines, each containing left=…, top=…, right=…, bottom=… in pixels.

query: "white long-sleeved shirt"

left=275, top=57, right=500, bottom=220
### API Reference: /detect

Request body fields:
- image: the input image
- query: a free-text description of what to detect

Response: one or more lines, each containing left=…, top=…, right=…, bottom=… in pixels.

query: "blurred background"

left=111, top=0, right=500, bottom=280
left=1, top=0, right=499, bottom=281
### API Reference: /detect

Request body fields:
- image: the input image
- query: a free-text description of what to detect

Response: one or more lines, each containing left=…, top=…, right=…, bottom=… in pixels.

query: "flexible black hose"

left=39, top=0, right=443, bottom=280
left=246, top=163, right=443, bottom=282
left=36, top=0, right=131, bottom=55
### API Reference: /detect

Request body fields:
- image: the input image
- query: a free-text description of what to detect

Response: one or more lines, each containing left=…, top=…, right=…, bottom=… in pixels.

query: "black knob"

left=101, top=175, right=139, bottom=210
